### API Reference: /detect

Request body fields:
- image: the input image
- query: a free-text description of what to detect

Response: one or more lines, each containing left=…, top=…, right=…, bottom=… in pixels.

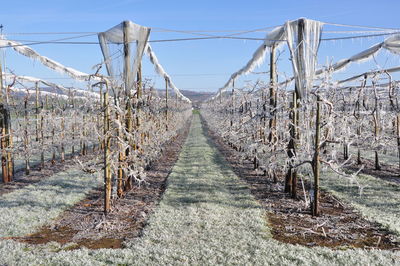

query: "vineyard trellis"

left=0, top=20, right=192, bottom=215
left=0, top=17, right=399, bottom=220
left=202, top=17, right=400, bottom=216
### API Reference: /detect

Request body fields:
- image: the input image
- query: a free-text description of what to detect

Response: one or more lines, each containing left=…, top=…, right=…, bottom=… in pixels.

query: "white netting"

left=314, top=34, right=400, bottom=78
left=285, top=18, right=324, bottom=99
left=145, top=44, right=191, bottom=103
left=98, top=21, right=150, bottom=92
left=211, top=25, right=286, bottom=100
left=0, top=38, right=102, bottom=82
left=2, top=72, right=100, bottom=99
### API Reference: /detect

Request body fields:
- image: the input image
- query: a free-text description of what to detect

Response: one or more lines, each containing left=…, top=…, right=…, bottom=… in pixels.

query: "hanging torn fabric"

left=0, top=38, right=103, bottom=82
left=211, top=25, right=286, bottom=101
left=2, top=72, right=100, bottom=99
left=382, top=34, right=400, bottom=55
left=285, top=18, right=324, bottom=99
left=145, top=44, right=191, bottom=103
left=98, top=20, right=150, bottom=92
left=312, top=34, right=400, bottom=82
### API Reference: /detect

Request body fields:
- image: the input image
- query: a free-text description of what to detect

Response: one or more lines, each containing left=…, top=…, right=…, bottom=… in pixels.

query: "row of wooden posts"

left=102, top=75, right=174, bottom=214
left=0, top=82, right=94, bottom=183
left=103, top=21, right=173, bottom=214
left=223, top=19, right=323, bottom=216
left=224, top=41, right=400, bottom=217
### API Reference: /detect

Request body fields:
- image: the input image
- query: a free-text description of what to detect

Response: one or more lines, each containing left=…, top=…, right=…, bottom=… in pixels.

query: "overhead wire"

left=2, top=30, right=400, bottom=49
left=324, top=22, right=400, bottom=31
left=3, top=21, right=400, bottom=94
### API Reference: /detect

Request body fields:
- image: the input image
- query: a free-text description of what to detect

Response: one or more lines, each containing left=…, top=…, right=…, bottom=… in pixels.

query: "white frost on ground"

left=321, top=170, right=400, bottom=236
left=0, top=166, right=100, bottom=237
left=0, top=115, right=399, bottom=265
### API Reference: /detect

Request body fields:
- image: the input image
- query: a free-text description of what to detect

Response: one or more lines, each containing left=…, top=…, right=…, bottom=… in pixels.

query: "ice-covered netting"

left=210, top=18, right=323, bottom=101
left=98, top=20, right=150, bottom=90
left=2, top=72, right=100, bottom=100
left=209, top=19, right=400, bottom=103
left=145, top=44, right=191, bottom=103
left=317, top=34, right=400, bottom=75
left=210, top=26, right=286, bottom=101
left=285, top=19, right=323, bottom=99
left=0, top=38, right=102, bottom=82
left=277, top=33, right=400, bottom=87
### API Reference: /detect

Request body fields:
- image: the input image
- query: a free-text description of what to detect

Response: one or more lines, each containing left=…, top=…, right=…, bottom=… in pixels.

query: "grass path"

left=0, top=114, right=399, bottom=265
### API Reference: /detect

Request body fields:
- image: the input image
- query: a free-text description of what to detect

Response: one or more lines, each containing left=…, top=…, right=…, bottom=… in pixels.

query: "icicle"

left=285, top=18, right=324, bottom=99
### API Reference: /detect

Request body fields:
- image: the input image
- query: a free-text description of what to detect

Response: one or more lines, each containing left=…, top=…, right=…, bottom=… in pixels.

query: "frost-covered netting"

left=337, top=66, right=400, bottom=84
left=211, top=18, right=324, bottom=101
left=209, top=19, right=400, bottom=102
left=276, top=34, right=400, bottom=88
left=0, top=38, right=102, bottom=82
left=145, top=44, right=191, bottom=103
left=285, top=18, right=323, bottom=99
left=98, top=21, right=150, bottom=90
left=210, top=25, right=286, bottom=100
left=313, top=34, right=400, bottom=78
left=2, top=72, right=100, bottom=99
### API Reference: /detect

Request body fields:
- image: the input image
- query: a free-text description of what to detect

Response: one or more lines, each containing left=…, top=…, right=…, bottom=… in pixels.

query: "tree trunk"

left=24, top=98, right=30, bottom=175
left=103, top=91, right=112, bottom=214
left=312, top=95, right=321, bottom=216
left=0, top=104, right=13, bottom=183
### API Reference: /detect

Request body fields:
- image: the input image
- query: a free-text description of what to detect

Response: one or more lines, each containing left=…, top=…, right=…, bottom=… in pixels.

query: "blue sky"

left=1, top=0, right=399, bottom=92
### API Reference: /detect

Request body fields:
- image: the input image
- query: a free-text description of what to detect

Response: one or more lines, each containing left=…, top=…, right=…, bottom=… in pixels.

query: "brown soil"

left=0, top=151, right=98, bottom=196
left=201, top=116, right=400, bottom=250
left=15, top=121, right=191, bottom=250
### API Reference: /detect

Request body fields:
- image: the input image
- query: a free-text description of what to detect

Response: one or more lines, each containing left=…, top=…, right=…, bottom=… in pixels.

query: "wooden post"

left=290, top=19, right=305, bottom=198
left=0, top=104, right=12, bottom=182
left=373, top=86, right=381, bottom=170
left=137, top=63, right=142, bottom=99
left=0, top=60, right=3, bottom=99
left=312, top=95, right=321, bottom=216
left=397, top=114, right=400, bottom=169
left=99, top=84, right=105, bottom=150
left=356, top=77, right=366, bottom=165
left=123, top=21, right=132, bottom=98
left=0, top=65, right=9, bottom=182
left=40, top=111, right=44, bottom=169
left=292, top=91, right=298, bottom=198
left=51, top=101, right=56, bottom=165
left=117, top=112, right=124, bottom=198
left=103, top=91, right=111, bottom=214
left=35, top=82, right=40, bottom=142
left=71, top=94, right=75, bottom=155
left=165, top=77, right=169, bottom=130
left=269, top=44, right=278, bottom=182
left=231, top=81, right=235, bottom=128
left=24, top=98, right=30, bottom=175
left=60, top=117, right=65, bottom=162
left=123, top=21, right=134, bottom=192
left=82, top=114, right=87, bottom=156
left=268, top=44, right=277, bottom=144
left=41, top=93, right=47, bottom=169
